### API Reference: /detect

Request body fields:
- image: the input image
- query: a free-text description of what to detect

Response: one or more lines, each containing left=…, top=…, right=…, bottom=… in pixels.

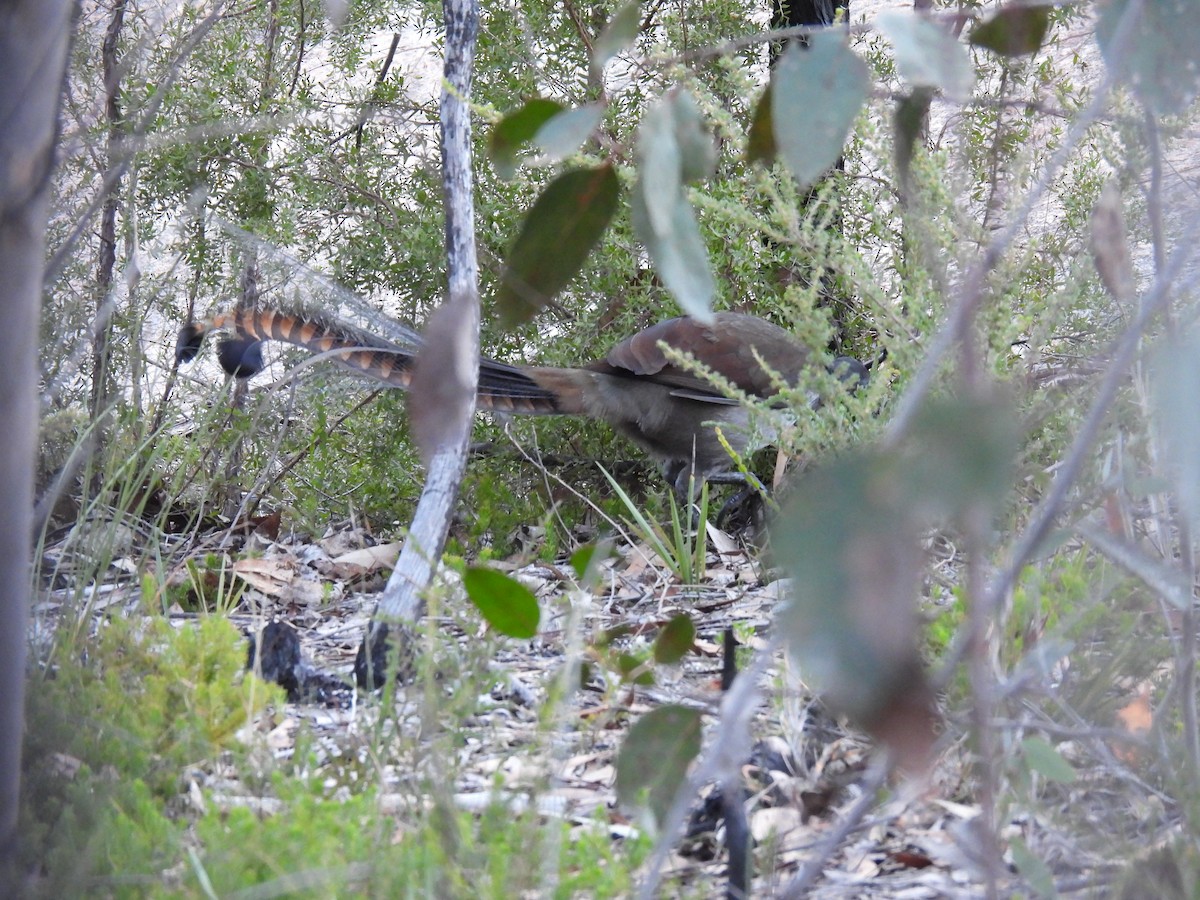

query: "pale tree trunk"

left=357, top=0, right=481, bottom=686
left=0, top=1, right=73, bottom=889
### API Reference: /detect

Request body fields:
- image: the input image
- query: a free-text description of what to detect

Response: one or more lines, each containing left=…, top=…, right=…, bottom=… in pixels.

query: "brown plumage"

left=177, top=307, right=865, bottom=491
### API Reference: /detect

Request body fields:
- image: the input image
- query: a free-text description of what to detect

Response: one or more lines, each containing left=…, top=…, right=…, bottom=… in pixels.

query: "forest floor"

left=43, top=503, right=1131, bottom=898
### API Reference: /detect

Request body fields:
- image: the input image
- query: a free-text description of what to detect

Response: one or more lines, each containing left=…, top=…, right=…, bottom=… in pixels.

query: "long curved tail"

left=177, top=307, right=569, bottom=414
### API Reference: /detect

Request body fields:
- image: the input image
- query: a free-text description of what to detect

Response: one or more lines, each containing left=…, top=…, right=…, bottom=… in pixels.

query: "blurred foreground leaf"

left=654, top=613, right=696, bottom=664
left=771, top=34, right=869, bottom=188
left=877, top=10, right=974, bottom=100
left=591, top=0, right=641, bottom=82
left=488, top=99, right=564, bottom=180
left=1152, top=331, right=1200, bottom=533
left=772, top=395, right=1017, bottom=771
left=632, top=91, right=716, bottom=320
left=1097, top=0, right=1200, bottom=116
left=970, top=4, right=1050, bottom=57
left=616, top=704, right=702, bottom=828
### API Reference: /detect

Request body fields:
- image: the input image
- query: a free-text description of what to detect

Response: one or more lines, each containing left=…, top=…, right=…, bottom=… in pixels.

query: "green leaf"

left=462, top=567, right=541, bottom=638
left=616, top=652, right=654, bottom=686
left=745, top=83, right=776, bottom=166
left=669, top=89, right=716, bottom=183
left=615, top=705, right=703, bottom=828
left=1009, top=837, right=1059, bottom=900
left=773, top=452, right=924, bottom=719
left=1098, top=0, right=1200, bottom=116
left=904, top=395, right=1019, bottom=520
left=772, top=452, right=939, bottom=770
left=488, top=98, right=564, bottom=180
left=771, top=34, right=869, bottom=189
left=570, top=543, right=599, bottom=581
left=654, top=614, right=696, bottom=664
left=970, top=4, right=1051, bottom=58
left=1020, top=736, right=1077, bottom=784
left=630, top=93, right=716, bottom=320
left=635, top=94, right=683, bottom=236
left=569, top=539, right=613, bottom=589
left=630, top=181, right=715, bottom=320
left=496, top=165, right=620, bottom=327
left=489, top=102, right=604, bottom=179
left=533, top=103, right=605, bottom=163
left=591, top=0, right=641, bottom=82
left=877, top=10, right=975, bottom=100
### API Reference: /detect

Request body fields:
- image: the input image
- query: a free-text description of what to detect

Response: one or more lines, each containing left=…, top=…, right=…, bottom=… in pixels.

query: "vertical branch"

left=440, top=0, right=480, bottom=308
left=358, top=0, right=481, bottom=686
left=0, top=0, right=73, bottom=882
left=90, top=0, right=128, bottom=429
left=260, top=0, right=280, bottom=110
left=150, top=212, right=209, bottom=434
left=354, top=33, right=400, bottom=152
left=224, top=0, right=279, bottom=516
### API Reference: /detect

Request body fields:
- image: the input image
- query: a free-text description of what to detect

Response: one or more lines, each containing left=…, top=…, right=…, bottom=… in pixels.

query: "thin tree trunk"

left=91, top=0, right=128, bottom=430
left=357, top=0, right=481, bottom=686
left=0, top=1, right=73, bottom=889
left=224, top=0, right=278, bottom=518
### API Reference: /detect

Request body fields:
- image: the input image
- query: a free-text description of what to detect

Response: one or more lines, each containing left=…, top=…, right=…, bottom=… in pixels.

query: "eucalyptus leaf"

left=569, top=539, right=613, bottom=589
left=970, top=4, right=1050, bottom=58
left=773, top=452, right=920, bottom=712
left=877, top=10, right=974, bottom=100
left=668, top=89, right=716, bottom=183
left=533, top=103, right=605, bottom=164
left=654, top=613, right=696, bottom=664
left=591, top=0, right=641, bottom=82
left=570, top=542, right=599, bottom=581
left=1009, top=837, right=1059, bottom=900
left=904, top=395, right=1019, bottom=521
left=630, top=179, right=715, bottom=321
left=772, top=450, right=938, bottom=771
left=615, top=704, right=703, bottom=828
left=746, top=82, right=777, bottom=166
left=635, top=95, right=683, bottom=237
left=1152, top=331, right=1200, bottom=533
left=488, top=98, right=564, bottom=180
left=462, top=566, right=541, bottom=639
left=496, top=165, right=619, bottom=327
left=1020, top=736, right=1078, bottom=784
left=631, top=90, right=716, bottom=319
left=617, top=652, right=654, bottom=686
left=771, top=34, right=869, bottom=188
